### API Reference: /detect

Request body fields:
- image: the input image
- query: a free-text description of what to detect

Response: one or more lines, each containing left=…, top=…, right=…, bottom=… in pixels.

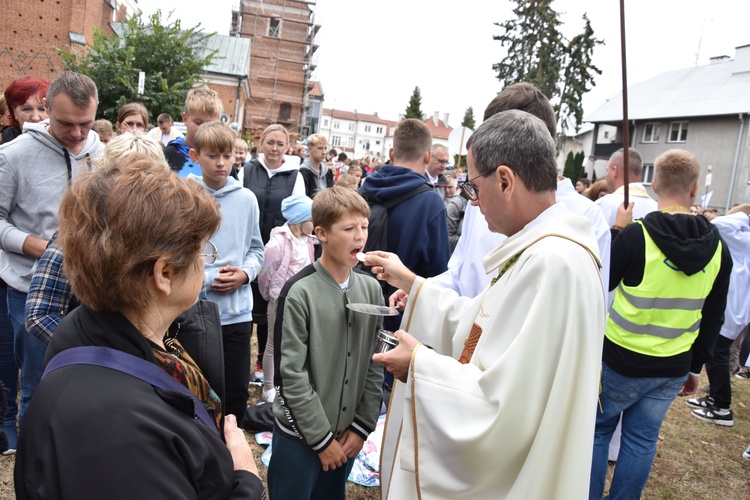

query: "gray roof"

left=199, top=35, right=251, bottom=78
left=586, top=57, right=750, bottom=124
left=109, top=23, right=251, bottom=79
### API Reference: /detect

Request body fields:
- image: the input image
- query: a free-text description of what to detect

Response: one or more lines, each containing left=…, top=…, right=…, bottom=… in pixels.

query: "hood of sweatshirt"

left=187, top=174, right=244, bottom=198
left=359, top=165, right=430, bottom=201
left=300, top=158, right=329, bottom=178
left=168, top=136, right=191, bottom=158
left=641, top=211, right=721, bottom=276
left=0, top=121, right=104, bottom=291
left=24, top=120, right=103, bottom=176
left=256, top=154, right=301, bottom=174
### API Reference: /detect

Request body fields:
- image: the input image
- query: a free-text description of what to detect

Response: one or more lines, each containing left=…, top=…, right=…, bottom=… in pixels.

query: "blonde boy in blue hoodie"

left=188, top=122, right=264, bottom=426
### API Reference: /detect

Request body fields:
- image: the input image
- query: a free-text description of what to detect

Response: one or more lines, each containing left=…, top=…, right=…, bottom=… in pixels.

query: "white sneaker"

left=262, top=388, right=276, bottom=403
left=743, top=446, right=750, bottom=460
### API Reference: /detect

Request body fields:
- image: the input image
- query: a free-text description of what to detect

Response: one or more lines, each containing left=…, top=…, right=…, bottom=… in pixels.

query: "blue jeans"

left=0, top=284, right=18, bottom=449
left=7, top=288, right=47, bottom=428
left=589, top=362, right=687, bottom=500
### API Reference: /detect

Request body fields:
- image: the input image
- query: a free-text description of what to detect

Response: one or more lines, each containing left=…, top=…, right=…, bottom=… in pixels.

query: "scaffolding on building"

left=230, top=0, right=319, bottom=138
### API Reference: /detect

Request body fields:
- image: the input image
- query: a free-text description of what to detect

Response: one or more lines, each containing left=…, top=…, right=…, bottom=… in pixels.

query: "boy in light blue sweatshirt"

left=188, top=122, right=264, bottom=426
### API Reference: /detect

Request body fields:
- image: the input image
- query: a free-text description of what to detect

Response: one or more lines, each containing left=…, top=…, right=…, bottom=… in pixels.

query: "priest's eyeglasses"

left=199, top=240, right=219, bottom=264
left=459, top=171, right=494, bottom=201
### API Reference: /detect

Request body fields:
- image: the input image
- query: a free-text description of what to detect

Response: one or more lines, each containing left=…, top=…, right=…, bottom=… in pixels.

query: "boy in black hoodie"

left=589, top=149, right=732, bottom=500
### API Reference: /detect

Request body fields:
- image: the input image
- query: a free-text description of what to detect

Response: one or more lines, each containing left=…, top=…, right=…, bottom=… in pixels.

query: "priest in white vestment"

left=366, top=110, right=606, bottom=499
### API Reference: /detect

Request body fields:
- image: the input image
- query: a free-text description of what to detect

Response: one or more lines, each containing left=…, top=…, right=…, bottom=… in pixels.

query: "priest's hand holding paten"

left=388, top=289, right=409, bottom=309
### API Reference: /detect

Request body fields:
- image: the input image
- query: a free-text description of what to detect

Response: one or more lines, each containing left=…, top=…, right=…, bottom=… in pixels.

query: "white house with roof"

left=557, top=123, right=618, bottom=176
left=423, top=112, right=453, bottom=150
left=318, top=108, right=456, bottom=161
left=585, top=43, right=750, bottom=211
left=319, top=109, right=389, bottom=159
left=380, top=112, right=453, bottom=163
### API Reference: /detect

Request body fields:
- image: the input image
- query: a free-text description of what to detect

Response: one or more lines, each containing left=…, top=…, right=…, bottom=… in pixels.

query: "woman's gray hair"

left=470, top=110, right=557, bottom=193
left=96, top=135, right=168, bottom=173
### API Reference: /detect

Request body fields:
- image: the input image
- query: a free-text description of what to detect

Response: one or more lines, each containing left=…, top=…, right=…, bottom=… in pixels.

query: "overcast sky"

left=139, top=0, right=750, bottom=131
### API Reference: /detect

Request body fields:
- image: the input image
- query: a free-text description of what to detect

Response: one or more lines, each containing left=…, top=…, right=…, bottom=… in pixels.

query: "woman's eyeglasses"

left=199, top=240, right=218, bottom=264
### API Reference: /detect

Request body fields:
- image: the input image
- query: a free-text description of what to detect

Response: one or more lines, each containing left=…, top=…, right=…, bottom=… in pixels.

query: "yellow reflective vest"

left=606, top=221, right=723, bottom=357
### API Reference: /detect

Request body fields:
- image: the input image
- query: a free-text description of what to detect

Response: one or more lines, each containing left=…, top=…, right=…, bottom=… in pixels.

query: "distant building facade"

left=230, top=0, right=319, bottom=137
left=304, top=81, right=324, bottom=136
left=197, top=35, right=252, bottom=130
left=319, top=109, right=458, bottom=161
left=0, top=0, right=136, bottom=88
left=423, top=112, right=453, bottom=149
left=586, top=44, right=750, bottom=211
left=319, top=109, right=389, bottom=159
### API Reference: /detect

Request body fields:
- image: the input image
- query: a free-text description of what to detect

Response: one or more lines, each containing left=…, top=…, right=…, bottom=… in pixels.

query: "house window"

left=642, top=164, right=654, bottom=184
left=375, top=140, right=381, bottom=145
left=362, top=139, right=370, bottom=151
left=376, top=126, right=383, bottom=134
left=323, top=118, right=329, bottom=127
left=347, top=137, right=354, bottom=148
left=642, top=123, right=660, bottom=143
left=268, top=18, right=281, bottom=37
left=333, top=121, right=340, bottom=130
left=332, top=136, right=341, bottom=147
left=364, top=125, right=371, bottom=132
left=348, top=123, right=354, bottom=131
left=668, top=122, right=688, bottom=143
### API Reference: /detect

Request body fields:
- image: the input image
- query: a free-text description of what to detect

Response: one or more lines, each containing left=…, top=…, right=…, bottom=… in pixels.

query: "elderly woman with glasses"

left=14, top=157, right=264, bottom=499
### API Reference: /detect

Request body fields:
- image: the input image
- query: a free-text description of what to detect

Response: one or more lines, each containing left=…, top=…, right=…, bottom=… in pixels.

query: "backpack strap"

left=382, top=183, right=432, bottom=209
left=43, top=346, right=219, bottom=435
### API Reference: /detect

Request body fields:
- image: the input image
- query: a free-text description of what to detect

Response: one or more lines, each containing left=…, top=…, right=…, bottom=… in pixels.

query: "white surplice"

left=712, top=212, right=750, bottom=340
left=380, top=204, right=606, bottom=499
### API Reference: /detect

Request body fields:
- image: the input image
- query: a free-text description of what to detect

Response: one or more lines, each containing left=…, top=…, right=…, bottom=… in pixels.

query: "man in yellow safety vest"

left=589, top=149, right=732, bottom=499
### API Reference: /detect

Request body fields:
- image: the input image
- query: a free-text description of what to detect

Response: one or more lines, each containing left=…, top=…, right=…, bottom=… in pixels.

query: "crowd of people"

left=1, top=70, right=749, bottom=500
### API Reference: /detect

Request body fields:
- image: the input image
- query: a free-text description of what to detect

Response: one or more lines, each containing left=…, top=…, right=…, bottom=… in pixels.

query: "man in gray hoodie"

left=0, top=72, right=103, bottom=428
left=299, top=133, right=333, bottom=198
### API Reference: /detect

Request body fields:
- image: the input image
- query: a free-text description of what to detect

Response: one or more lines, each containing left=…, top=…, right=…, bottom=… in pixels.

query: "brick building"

left=0, top=0, right=136, bottom=89
left=197, top=35, right=252, bottom=131
left=230, top=0, right=319, bottom=138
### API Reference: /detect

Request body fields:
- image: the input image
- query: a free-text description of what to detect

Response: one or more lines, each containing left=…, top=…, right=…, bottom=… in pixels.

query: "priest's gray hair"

left=470, top=110, right=557, bottom=193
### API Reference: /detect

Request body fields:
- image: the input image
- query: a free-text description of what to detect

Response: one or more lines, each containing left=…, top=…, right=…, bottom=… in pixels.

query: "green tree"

left=563, top=150, right=586, bottom=182
left=404, top=86, right=425, bottom=120
left=574, top=151, right=585, bottom=179
left=563, top=151, right=577, bottom=181
left=461, top=106, right=476, bottom=130
left=59, top=11, right=216, bottom=121
left=493, top=1, right=603, bottom=134
left=559, top=16, right=602, bottom=134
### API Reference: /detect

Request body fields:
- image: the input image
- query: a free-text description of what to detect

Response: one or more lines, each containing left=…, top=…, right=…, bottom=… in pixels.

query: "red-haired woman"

left=1, top=76, right=50, bottom=144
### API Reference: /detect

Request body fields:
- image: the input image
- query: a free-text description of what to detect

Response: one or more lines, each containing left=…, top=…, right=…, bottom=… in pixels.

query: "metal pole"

left=620, top=0, right=630, bottom=207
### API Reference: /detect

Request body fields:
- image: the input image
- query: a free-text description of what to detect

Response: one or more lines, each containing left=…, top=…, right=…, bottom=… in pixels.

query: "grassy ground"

left=1, top=365, right=749, bottom=498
